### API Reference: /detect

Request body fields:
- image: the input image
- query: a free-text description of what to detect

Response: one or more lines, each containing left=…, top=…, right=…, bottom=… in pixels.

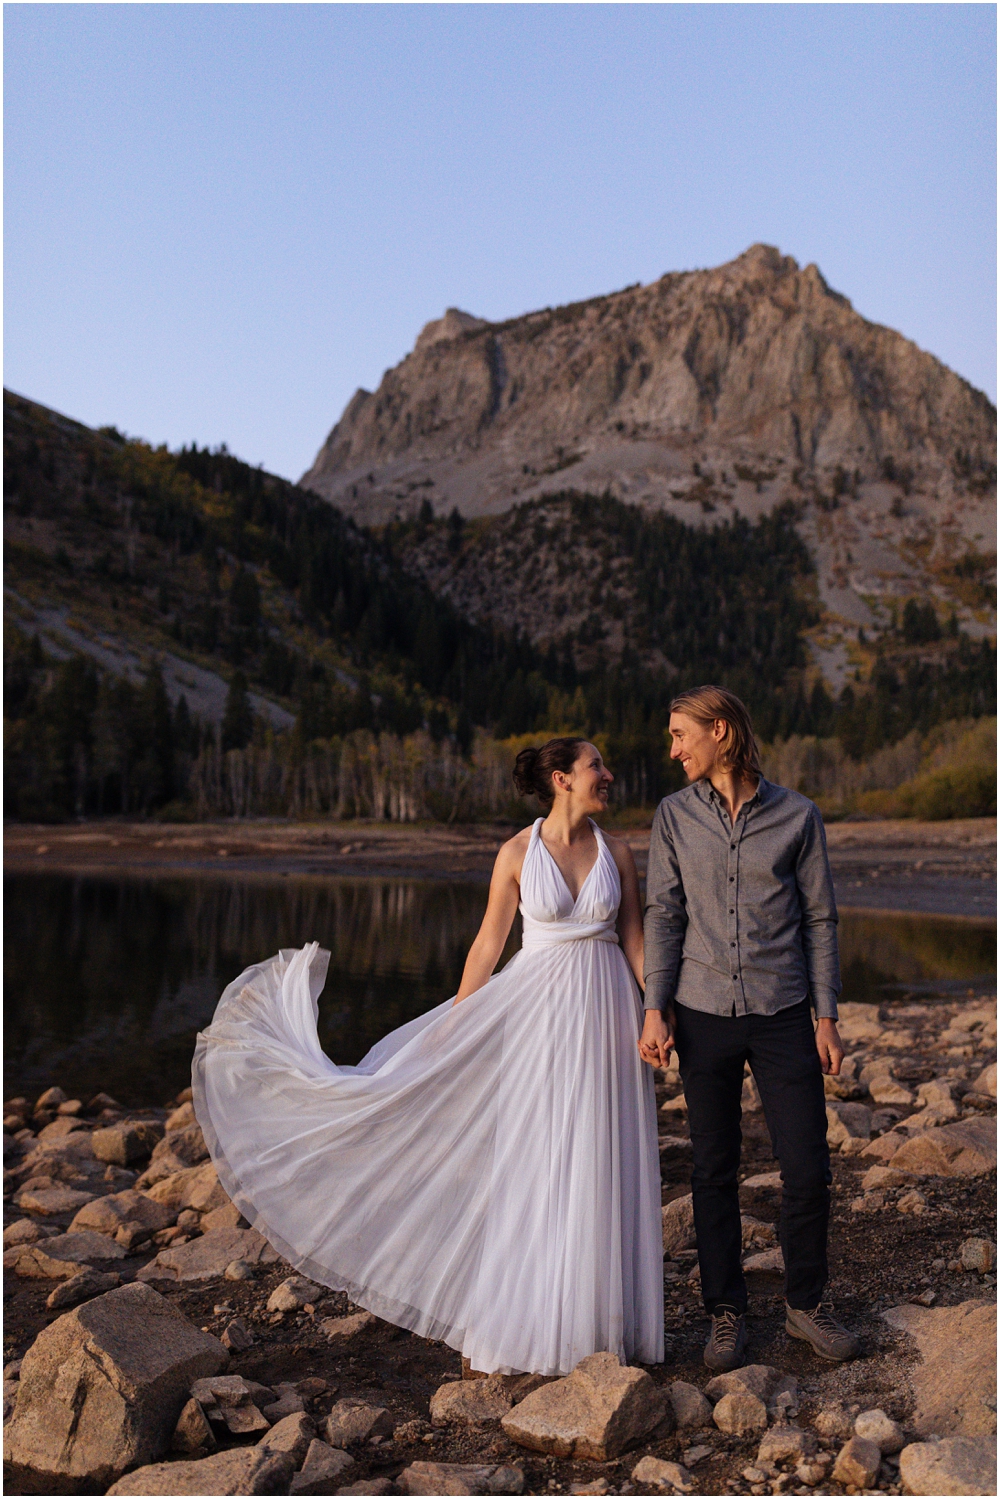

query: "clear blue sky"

left=5, top=3, right=996, bottom=481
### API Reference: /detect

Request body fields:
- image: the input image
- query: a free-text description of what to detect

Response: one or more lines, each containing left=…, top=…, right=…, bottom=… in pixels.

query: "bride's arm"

left=453, top=836, right=524, bottom=1004
left=609, top=837, right=644, bottom=989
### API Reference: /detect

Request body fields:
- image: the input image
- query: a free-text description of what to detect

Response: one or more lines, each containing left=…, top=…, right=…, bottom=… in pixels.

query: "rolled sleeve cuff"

left=643, top=970, right=676, bottom=1013
left=811, top=990, right=840, bottom=1021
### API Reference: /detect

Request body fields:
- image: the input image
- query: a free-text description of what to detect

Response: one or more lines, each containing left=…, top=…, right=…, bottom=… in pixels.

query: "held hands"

left=815, top=1018, right=845, bottom=1075
left=638, top=1009, right=675, bottom=1070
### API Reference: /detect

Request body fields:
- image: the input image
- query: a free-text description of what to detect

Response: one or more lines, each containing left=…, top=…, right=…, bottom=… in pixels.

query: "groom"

left=639, top=685, right=858, bottom=1371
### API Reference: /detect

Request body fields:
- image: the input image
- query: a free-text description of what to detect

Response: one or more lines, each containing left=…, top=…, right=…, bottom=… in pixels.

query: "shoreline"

left=5, top=817, right=996, bottom=922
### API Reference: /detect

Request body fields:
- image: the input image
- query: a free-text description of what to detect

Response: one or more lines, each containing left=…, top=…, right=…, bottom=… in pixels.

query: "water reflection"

left=4, top=873, right=993, bottom=1106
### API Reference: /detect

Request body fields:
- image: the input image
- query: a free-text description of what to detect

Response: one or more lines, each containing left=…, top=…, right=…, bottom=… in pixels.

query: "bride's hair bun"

left=513, top=738, right=586, bottom=807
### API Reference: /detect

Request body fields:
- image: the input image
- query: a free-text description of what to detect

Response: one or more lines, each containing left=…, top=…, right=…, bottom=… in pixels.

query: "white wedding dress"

left=192, top=818, right=664, bottom=1376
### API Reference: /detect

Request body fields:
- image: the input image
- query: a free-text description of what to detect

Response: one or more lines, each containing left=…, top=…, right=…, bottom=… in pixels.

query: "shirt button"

left=732, top=974, right=738, bottom=981
left=730, top=941, right=736, bottom=947
left=730, top=843, right=736, bottom=850
left=729, top=908, right=735, bottom=915
left=729, top=876, right=735, bottom=882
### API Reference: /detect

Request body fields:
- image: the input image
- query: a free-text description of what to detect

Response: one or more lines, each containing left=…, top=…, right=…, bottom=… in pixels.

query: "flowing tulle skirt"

left=192, top=938, right=663, bottom=1376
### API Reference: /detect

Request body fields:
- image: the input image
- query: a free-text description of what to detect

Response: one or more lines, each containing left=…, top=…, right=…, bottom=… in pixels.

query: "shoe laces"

left=803, top=1302, right=842, bottom=1334
left=712, top=1307, right=741, bottom=1351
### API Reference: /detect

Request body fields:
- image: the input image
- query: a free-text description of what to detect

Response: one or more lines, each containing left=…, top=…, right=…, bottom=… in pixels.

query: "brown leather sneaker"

left=785, top=1302, right=859, bottom=1361
left=703, top=1304, right=748, bottom=1371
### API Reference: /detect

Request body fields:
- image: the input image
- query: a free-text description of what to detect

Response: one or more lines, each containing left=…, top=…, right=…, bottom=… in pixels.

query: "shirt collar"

left=695, top=774, right=769, bottom=810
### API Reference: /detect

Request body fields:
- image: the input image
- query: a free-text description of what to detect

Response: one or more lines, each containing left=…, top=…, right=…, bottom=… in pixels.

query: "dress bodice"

left=519, top=818, right=621, bottom=947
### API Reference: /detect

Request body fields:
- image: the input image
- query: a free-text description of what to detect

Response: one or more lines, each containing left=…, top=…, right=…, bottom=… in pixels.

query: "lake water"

left=4, top=872, right=995, bottom=1106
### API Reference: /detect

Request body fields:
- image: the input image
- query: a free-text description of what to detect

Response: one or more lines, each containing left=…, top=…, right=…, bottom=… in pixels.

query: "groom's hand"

left=638, top=1009, right=675, bottom=1069
left=815, top=1018, right=845, bottom=1075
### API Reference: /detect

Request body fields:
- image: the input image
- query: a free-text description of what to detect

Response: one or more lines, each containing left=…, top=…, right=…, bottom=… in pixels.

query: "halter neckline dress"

left=193, top=818, right=664, bottom=1376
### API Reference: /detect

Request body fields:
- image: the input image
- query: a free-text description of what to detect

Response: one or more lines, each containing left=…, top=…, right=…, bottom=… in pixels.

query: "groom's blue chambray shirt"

left=643, top=776, right=841, bottom=1021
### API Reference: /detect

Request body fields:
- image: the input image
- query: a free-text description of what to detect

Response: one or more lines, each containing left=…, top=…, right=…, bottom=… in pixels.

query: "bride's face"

left=554, top=743, right=613, bottom=812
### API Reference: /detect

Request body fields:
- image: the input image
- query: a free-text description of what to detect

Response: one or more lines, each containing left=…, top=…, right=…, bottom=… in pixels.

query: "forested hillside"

left=4, top=390, right=995, bottom=821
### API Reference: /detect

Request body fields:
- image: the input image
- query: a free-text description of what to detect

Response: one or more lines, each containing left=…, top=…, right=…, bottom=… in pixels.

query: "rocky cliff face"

left=303, top=245, right=995, bottom=657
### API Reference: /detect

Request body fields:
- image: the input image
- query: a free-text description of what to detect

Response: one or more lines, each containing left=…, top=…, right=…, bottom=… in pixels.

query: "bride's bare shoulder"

left=494, top=825, right=534, bottom=875
left=601, top=829, right=639, bottom=870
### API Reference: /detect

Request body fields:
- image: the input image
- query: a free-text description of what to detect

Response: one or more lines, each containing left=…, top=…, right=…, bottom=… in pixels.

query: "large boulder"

left=71, top=1188, right=177, bottom=1236
left=136, top=1226, right=280, bottom=1286
left=882, top=1300, right=996, bottom=1437
left=500, top=1352, right=669, bottom=1460
left=898, top=1436, right=997, bottom=1495
left=888, top=1117, right=996, bottom=1177
left=107, top=1446, right=295, bottom=1494
left=4, top=1282, right=228, bottom=1485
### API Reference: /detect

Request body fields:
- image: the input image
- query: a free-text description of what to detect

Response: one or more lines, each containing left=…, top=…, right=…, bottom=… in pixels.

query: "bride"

left=192, top=737, right=664, bottom=1377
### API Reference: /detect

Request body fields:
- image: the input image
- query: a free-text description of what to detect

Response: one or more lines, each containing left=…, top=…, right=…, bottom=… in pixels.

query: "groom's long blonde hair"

left=669, top=685, right=762, bottom=782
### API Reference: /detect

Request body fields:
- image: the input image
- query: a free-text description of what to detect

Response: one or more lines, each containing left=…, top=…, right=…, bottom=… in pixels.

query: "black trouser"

left=673, top=998, right=831, bottom=1315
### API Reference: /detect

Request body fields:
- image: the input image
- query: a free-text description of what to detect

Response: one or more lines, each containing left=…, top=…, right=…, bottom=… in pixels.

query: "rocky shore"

left=3, top=990, right=996, bottom=1497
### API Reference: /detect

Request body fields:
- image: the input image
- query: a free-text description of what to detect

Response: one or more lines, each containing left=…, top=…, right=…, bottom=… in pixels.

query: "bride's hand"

left=638, top=1009, right=674, bottom=1069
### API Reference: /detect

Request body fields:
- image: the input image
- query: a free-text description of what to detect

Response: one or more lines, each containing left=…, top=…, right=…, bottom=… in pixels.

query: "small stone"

left=399, top=1461, right=524, bottom=1495
left=825, top=1101, right=872, bottom=1146
left=202, top=1200, right=249, bottom=1232
left=91, top=1121, right=164, bottom=1167
left=45, top=1269, right=122, bottom=1309
left=897, top=1189, right=928, bottom=1214
left=3, top=1219, right=59, bottom=1248
left=224, top=1258, right=256, bottom=1280
left=431, top=1374, right=515, bottom=1428
left=912, top=1288, right=937, bottom=1306
left=220, top=1316, right=254, bottom=1351
left=259, top=1411, right=317, bottom=1465
left=668, top=1379, right=713, bottom=1428
left=568, top=1482, right=609, bottom=1496
left=794, top=1460, right=830, bottom=1486
left=166, top=1101, right=198, bottom=1131
left=171, top=1396, right=217, bottom=1454
left=959, top=1237, right=996, bottom=1273
left=713, top=1390, right=768, bottom=1435
left=680, top=1444, right=714, bottom=1466
left=705, top=1364, right=793, bottom=1405
left=743, top=1246, right=785, bottom=1273
left=35, top=1086, right=68, bottom=1110
left=831, top=1435, right=880, bottom=1487
left=262, top=1381, right=307, bottom=1421
left=813, top=1405, right=852, bottom=1440
left=631, top=1456, right=696, bottom=1492
left=325, top=1399, right=394, bottom=1446
left=661, top=1193, right=696, bottom=1255
left=869, top=1076, right=916, bottom=1106
left=297, top=1376, right=329, bottom=1398
left=267, top=1274, right=324, bottom=1313
left=898, top=1435, right=997, bottom=1495
left=320, top=1310, right=378, bottom=1341
left=5, top=1228, right=126, bottom=1279
left=337, top=1482, right=396, bottom=1496
left=860, top=1165, right=918, bottom=1192
left=290, top=1438, right=357, bottom=1494
left=854, top=1408, right=904, bottom=1454
left=757, top=1426, right=817, bottom=1464
left=137, top=1225, right=278, bottom=1285
left=15, top=1184, right=96, bottom=1216
left=968, top=1061, right=997, bottom=1098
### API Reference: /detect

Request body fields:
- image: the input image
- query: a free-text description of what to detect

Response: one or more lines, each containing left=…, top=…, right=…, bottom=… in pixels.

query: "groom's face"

left=668, top=712, right=724, bottom=782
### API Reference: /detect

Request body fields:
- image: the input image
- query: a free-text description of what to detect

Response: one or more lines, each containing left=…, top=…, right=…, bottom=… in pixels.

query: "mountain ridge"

left=302, top=245, right=995, bottom=661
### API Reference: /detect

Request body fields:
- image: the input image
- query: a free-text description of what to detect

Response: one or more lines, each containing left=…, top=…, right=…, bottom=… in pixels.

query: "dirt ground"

left=4, top=816, right=996, bottom=919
